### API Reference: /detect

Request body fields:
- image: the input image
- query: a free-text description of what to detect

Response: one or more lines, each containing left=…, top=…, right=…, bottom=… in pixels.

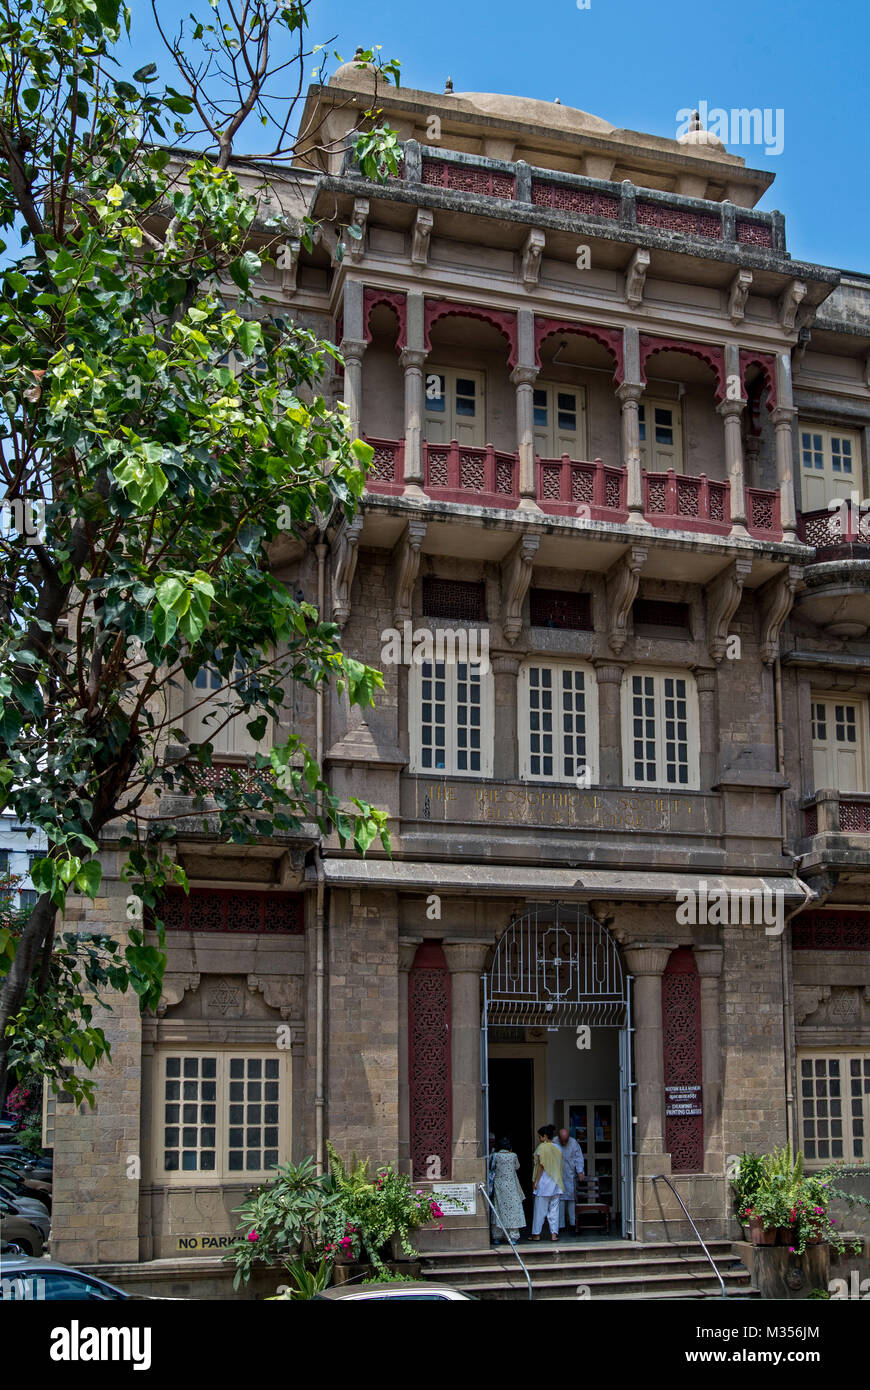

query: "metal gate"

left=481, top=902, right=635, bottom=1239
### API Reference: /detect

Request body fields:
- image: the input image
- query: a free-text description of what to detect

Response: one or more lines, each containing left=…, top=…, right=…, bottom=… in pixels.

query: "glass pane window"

left=425, top=372, right=446, bottom=410
left=411, top=658, right=492, bottom=777
left=455, top=377, right=477, bottom=417
left=520, top=664, right=595, bottom=784
left=623, top=670, right=698, bottom=789
left=799, top=1053, right=870, bottom=1163
left=801, top=432, right=825, bottom=471
left=831, top=436, right=853, bottom=476
left=533, top=389, right=548, bottom=428
left=653, top=407, right=674, bottom=445
left=159, top=1052, right=284, bottom=1181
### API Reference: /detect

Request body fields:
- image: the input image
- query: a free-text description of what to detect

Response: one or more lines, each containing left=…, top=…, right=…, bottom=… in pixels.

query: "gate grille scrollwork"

left=486, top=903, right=628, bottom=1028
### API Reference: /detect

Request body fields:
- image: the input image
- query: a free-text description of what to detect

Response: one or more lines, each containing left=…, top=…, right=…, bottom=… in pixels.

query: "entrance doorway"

left=482, top=903, right=634, bottom=1239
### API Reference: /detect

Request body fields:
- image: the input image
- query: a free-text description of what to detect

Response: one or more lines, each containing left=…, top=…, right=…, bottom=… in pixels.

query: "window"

left=185, top=654, right=268, bottom=759
left=528, top=588, right=592, bottom=631
left=409, top=660, right=493, bottom=776
left=621, top=670, right=699, bottom=789
left=799, top=1052, right=870, bottom=1163
left=811, top=694, right=868, bottom=793
left=799, top=425, right=861, bottom=512
left=0, top=850, right=8, bottom=873
left=638, top=398, right=683, bottom=472
left=532, top=382, right=587, bottom=459
left=423, top=368, right=485, bottom=447
left=422, top=576, right=487, bottom=622
left=155, top=1051, right=288, bottom=1183
left=42, top=1089, right=55, bottom=1149
left=519, top=663, right=598, bottom=784
left=18, top=890, right=37, bottom=910
left=632, top=599, right=692, bottom=638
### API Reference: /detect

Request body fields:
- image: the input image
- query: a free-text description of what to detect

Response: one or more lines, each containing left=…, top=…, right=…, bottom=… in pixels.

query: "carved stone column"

left=511, top=364, right=540, bottom=507
left=616, top=381, right=649, bottom=524
left=594, top=662, right=625, bottom=787
left=398, top=936, right=423, bottom=1174
left=492, top=654, right=520, bottom=780
left=399, top=347, right=427, bottom=492
left=718, top=398, right=748, bottom=534
left=340, top=338, right=367, bottom=439
left=442, top=939, right=490, bottom=1183
left=622, top=941, right=678, bottom=1173
left=772, top=405, right=798, bottom=539
left=694, top=668, right=717, bottom=790
left=694, top=944, right=724, bottom=1174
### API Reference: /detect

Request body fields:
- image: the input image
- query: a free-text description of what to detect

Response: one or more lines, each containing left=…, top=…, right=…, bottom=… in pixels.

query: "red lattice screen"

left=422, top=576, right=487, bottom=622
left=529, top=588, right=592, bottom=631
left=408, top=942, right=452, bottom=1180
left=157, top=887, right=304, bottom=934
left=792, top=912, right=870, bottom=950
left=662, top=947, right=704, bottom=1172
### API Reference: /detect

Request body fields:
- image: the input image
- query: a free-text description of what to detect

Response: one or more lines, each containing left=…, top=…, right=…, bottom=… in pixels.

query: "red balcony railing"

left=536, top=455, right=627, bottom=520
left=422, top=441, right=519, bottom=507
left=643, top=469, right=730, bottom=535
left=364, top=436, right=406, bottom=495
left=746, top=487, right=782, bottom=540
left=798, top=506, right=870, bottom=550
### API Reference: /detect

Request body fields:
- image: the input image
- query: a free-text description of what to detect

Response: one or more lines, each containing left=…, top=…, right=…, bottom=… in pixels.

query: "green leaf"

left=75, top=861, right=102, bottom=899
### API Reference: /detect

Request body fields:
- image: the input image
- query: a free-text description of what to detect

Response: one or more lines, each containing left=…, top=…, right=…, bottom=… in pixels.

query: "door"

left=800, top=426, right=859, bottom=513
left=488, top=1058, right=535, bottom=1226
left=811, top=695, right=869, bottom=793
left=424, top=368, right=485, bottom=447
left=638, top=398, right=683, bottom=472
left=533, top=383, right=586, bottom=459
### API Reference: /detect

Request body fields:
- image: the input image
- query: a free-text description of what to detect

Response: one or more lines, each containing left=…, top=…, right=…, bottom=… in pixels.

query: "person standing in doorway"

left=555, top=1127, right=585, bottom=1233
left=530, top=1124, right=564, bottom=1241
left=488, top=1137, right=526, bottom=1245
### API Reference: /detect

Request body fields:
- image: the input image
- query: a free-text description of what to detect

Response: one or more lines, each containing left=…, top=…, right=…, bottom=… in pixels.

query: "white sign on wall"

left=429, top=1182, right=476, bottom=1217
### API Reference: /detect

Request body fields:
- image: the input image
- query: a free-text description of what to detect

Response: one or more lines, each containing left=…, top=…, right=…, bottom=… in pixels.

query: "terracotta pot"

left=749, top=1217, right=777, bottom=1246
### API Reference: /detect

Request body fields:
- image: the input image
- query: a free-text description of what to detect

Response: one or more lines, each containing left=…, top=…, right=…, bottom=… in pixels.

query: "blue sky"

left=130, top=1, right=869, bottom=273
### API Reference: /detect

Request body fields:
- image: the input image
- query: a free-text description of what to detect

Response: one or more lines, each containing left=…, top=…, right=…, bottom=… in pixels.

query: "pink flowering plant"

left=323, top=1141, right=452, bottom=1268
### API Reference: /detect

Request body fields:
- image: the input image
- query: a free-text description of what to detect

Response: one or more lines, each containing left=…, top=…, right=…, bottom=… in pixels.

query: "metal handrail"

left=651, top=1174, right=727, bottom=1298
left=477, top=1183, right=533, bottom=1301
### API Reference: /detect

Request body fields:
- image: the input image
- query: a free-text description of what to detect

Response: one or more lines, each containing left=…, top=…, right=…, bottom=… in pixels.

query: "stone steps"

left=418, top=1239, right=760, bottom=1301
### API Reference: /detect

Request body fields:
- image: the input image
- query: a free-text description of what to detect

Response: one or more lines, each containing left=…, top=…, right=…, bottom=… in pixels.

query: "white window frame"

left=638, top=397, right=683, bottom=473
left=798, top=1050, right=870, bottom=1166
left=423, top=367, right=485, bottom=447
left=799, top=424, right=861, bottom=511
left=409, top=657, right=493, bottom=777
left=184, top=655, right=270, bottom=760
left=810, top=692, right=869, bottom=794
left=621, top=669, right=700, bottom=791
left=532, top=381, right=588, bottom=460
left=153, top=1048, right=290, bottom=1186
left=518, top=661, right=598, bottom=784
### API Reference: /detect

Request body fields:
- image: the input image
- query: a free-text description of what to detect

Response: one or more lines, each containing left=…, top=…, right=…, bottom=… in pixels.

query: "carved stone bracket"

left=759, top=565, right=801, bottom=665
left=331, top=514, right=364, bottom=630
left=779, top=280, right=807, bottom=332
left=794, top=985, right=832, bottom=1024
left=625, top=247, right=650, bottom=308
left=247, top=974, right=298, bottom=1020
left=392, top=519, right=427, bottom=625
left=606, top=545, right=647, bottom=654
left=278, top=848, right=308, bottom=890
left=346, top=198, right=369, bottom=262
left=521, top=228, right=546, bottom=288
left=705, top=556, right=753, bottom=663
left=501, top=533, right=540, bottom=643
left=411, top=209, right=434, bottom=268
left=728, top=269, right=753, bottom=323
left=278, top=236, right=301, bottom=296
left=157, top=973, right=200, bottom=1017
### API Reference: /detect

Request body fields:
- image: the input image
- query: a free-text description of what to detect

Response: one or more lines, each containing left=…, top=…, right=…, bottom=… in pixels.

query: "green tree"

left=0, top=0, right=400, bottom=1105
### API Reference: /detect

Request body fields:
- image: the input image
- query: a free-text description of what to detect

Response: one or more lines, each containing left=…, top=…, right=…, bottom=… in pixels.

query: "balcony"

left=793, top=508, right=870, bottom=637
left=800, top=789, right=870, bottom=878
left=364, top=436, right=784, bottom=540
left=343, top=141, right=786, bottom=254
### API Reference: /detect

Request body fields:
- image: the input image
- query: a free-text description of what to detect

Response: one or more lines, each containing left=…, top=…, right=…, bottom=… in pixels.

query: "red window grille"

left=792, top=912, right=870, bottom=950
left=662, top=947, right=704, bottom=1173
left=636, top=203, right=722, bottom=239
left=156, top=887, right=304, bottom=935
left=422, top=576, right=487, bottom=622
left=408, top=942, right=452, bottom=1180
left=530, top=181, right=620, bottom=219
left=736, top=220, right=773, bottom=247
left=529, top=588, right=592, bottom=631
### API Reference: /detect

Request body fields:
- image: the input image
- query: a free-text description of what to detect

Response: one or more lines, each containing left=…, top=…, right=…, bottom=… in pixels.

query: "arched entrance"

left=482, top=903, right=634, bottom=1238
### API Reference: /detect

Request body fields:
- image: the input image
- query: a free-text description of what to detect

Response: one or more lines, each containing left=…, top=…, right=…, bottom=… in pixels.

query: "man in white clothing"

left=555, top=1127, right=585, bottom=1233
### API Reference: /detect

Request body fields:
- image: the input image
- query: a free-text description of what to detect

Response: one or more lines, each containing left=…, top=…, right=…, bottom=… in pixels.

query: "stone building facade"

left=49, top=67, right=870, bottom=1278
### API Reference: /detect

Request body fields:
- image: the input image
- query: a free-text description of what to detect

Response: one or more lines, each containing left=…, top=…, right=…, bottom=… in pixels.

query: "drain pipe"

left=314, top=539, right=328, bottom=1175
left=774, top=653, right=815, bottom=1151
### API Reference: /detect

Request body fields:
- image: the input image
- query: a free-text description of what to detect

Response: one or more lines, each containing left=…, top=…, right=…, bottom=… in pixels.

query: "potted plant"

left=731, top=1153, right=765, bottom=1236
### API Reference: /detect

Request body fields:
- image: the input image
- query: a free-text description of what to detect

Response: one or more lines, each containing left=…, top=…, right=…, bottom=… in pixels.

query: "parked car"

left=0, top=1207, right=45, bottom=1257
left=0, top=1170, right=50, bottom=1212
left=312, top=1281, right=475, bottom=1301
left=0, top=1256, right=158, bottom=1301
left=0, top=1181, right=50, bottom=1220
left=0, top=1193, right=50, bottom=1242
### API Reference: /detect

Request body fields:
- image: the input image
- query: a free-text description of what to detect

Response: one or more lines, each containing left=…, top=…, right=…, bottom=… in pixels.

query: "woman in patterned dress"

left=488, top=1137, right=526, bottom=1244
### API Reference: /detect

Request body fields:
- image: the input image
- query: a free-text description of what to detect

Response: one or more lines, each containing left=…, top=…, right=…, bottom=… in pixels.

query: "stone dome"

left=677, top=111, right=726, bottom=152
left=451, top=91, right=614, bottom=135
left=330, top=49, right=378, bottom=92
